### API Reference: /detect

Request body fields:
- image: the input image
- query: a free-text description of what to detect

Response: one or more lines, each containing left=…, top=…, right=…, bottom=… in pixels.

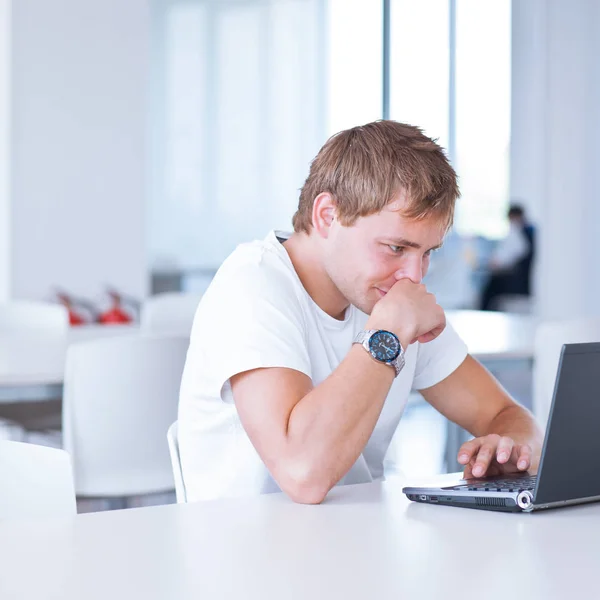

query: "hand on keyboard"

left=457, top=434, right=539, bottom=479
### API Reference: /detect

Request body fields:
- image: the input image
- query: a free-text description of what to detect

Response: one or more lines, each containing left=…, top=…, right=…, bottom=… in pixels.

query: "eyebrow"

left=384, top=237, right=444, bottom=252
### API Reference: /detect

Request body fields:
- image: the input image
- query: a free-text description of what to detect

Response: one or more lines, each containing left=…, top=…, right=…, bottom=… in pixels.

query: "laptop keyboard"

left=452, top=475, right=537, bottom=493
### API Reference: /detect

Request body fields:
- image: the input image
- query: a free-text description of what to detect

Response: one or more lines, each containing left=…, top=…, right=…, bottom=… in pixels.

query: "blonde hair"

left=292, top=120, right=459, bottom=233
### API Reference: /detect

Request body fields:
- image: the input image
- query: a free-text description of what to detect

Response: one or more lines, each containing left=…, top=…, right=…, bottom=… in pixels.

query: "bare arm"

left=231, top=346, right=394, bottom=504
left=231, top=279, right=445, bottom=504
left=420, top=355, right=543, bottom=477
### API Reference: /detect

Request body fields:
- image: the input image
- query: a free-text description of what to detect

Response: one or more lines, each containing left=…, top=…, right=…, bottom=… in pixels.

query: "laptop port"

left=429, top=496, right=439, bottom=502
left=419, top=495, right=427, bottom=501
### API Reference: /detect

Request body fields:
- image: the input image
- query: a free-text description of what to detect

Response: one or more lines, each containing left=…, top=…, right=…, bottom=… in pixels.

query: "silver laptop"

left=403, top=342, right=600, bottom=513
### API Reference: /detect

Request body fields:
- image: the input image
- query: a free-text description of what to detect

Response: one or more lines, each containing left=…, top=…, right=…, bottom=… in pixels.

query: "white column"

left=510, top=0, right=546, bottom=225
left=0, top=0, right=11, bottom=302
left=10, top=0, right=150, bottom=301
left=511, top=0, right=600, bottom=320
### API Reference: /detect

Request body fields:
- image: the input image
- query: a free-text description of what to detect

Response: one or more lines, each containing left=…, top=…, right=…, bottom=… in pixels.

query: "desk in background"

left=0, top=311, right=535, bottom=394
left=447, top=310, right=536, bottom=360
left=0, top=324, right=139, bottom=402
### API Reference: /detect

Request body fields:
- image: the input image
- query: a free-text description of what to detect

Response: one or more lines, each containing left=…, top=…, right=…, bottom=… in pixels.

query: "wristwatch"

left=353, top=329, right=405, bottom=377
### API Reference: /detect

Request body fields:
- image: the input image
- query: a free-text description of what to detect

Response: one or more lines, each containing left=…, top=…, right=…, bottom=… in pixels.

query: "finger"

left=417, top=325, right=445, bottom=344
left=471, top=436, right=501, bottom=477
left=416, top=331, right=436, bottom=344
left=485, top=463, right=503, bottom=477
left=464, top=460, right=502, bottom=479
left=496, top=436, right=515, bottom=464
left=457, top=438, right=483, bottom=466
left=516, top=444, right=532, bottom=471
left=463, top=457, right=478, bottom=479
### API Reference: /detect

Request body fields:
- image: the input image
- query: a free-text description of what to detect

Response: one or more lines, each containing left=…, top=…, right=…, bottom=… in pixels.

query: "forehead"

left=355, top=193, right=448, bottom=245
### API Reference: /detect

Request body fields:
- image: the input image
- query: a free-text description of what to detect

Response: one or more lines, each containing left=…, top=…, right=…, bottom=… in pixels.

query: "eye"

left=388, top=245, right=405, bottom=254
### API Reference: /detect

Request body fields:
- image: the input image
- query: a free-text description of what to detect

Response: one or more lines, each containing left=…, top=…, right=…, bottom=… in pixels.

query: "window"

left=326, top=0, right=382, bottom=136
left=151, top=0, right=512, bottom=274
left=389, top=0, right=450, bottom=152
left=453, top=0, right=512, bottom=239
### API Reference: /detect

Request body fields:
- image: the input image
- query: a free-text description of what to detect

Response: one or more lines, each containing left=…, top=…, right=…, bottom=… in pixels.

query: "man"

left=480, top=204, right=535, bottom=311
left=178, top=121, right=542, bottom=504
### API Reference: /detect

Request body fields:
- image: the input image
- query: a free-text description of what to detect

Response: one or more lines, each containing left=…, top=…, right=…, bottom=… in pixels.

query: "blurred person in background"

left=480, top=204, right=535, bottom=311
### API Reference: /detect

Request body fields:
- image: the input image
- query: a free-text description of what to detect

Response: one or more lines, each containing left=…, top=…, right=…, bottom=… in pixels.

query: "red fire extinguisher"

left=98, top=288, right=136, bottom=324
left=55, top=290, right=93, bottom=326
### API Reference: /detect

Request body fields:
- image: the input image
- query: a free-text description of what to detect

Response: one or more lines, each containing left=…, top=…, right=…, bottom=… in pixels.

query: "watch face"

left=368, top=330, right=401, bottom=363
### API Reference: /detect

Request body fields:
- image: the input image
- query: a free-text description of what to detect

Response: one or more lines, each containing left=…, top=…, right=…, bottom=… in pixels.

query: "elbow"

left=285, top=483, right=329, bottom=505
left=276, top=463, right=333, bottom=505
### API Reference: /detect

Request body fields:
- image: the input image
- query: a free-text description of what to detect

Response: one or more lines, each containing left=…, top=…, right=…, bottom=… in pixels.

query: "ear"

left=311, top=193, right=337, bottom=238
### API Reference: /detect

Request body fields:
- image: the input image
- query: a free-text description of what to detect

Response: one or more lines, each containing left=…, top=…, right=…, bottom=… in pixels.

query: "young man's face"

left=322, top=193, right=447, bottom=315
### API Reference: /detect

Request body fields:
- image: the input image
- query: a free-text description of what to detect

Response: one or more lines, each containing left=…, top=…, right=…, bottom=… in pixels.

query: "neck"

left=282, top=232, right=349, bottom=320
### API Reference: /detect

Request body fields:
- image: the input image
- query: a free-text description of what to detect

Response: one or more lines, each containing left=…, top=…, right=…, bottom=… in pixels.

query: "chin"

left=352, top=295, right=378, bottom=315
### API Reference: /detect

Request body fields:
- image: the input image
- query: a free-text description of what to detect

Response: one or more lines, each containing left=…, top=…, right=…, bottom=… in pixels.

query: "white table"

left=0, top=479, right=598, bottom=600
left=0, top=325, right=139, bottom=402
left=447, top=309, right=537, bottom=361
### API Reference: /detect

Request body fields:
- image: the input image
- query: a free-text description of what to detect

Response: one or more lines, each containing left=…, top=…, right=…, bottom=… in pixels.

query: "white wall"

left=511, top=0, right=600, bottom=320
left=0, top=0, right=11, bottom=301
left=9, top=0, right=150, bottom=301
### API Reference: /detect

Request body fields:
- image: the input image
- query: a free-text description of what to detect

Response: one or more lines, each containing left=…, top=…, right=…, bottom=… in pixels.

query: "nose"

left=394, top=255, right=424, bottom=284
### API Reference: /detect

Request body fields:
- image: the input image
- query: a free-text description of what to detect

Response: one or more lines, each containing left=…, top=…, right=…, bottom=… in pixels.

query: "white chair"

left=0, top=301, right=68, bottom=432
left=140, top=292, right=202, bottom=337
left=533, top=318, right=600, bottom=427
left=0, top=440, right=76, bottom=519
left=0, top=419, right=25, bottom=442
left=167, top=421, right=187, bottom=503
left=0, top=301, right=69, bottom=333
left=62, top=335, right=189, bottom=501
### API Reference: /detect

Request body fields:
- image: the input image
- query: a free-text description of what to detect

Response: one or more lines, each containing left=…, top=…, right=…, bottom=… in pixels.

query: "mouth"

left=375, top=288, right=388, bottom=298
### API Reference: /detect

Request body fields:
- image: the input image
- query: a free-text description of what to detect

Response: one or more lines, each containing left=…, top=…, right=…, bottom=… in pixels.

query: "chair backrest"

left=140, top=292, right=202, bottom=337
left=167, top=421, right=187, bottom=503
left=0, top=301, right=69, bottom=333
left=533, top=318, right=600, bottom=427
left=0, top=441, right=76, bottom=520
left=62, top=334, right=189, bottom=497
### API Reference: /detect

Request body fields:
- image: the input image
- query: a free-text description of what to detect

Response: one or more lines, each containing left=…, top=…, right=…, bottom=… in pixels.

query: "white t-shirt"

left=178, top=231, right=468, bottom=502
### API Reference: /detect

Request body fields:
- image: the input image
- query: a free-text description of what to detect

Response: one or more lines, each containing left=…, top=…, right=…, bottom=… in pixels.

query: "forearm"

left=284, top=345, right=394, bottom=493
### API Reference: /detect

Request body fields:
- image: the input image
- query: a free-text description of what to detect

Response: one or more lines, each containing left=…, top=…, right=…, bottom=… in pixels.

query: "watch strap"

left=353, top=329, right=405, bottom=377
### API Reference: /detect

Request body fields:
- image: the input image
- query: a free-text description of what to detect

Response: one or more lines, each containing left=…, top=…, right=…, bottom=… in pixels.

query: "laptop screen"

left=535, top=342, right=600, bottom=505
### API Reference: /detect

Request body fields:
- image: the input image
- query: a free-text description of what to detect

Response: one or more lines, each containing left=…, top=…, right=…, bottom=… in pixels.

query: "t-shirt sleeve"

left=184, top=246, right=312, bottom=402
left=411, top=320, right=468, bottom=391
